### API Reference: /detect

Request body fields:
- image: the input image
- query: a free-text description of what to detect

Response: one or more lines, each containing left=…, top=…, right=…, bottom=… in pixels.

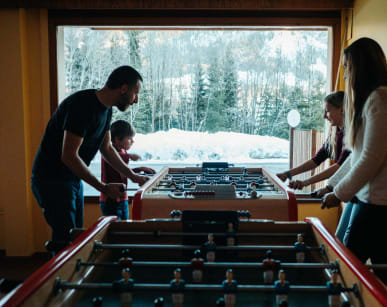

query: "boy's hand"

left=321, top=192, right=341, bottom=209
left=105, top=183, right=126, bottom=199
left=128, top=153, right=141, bottom=161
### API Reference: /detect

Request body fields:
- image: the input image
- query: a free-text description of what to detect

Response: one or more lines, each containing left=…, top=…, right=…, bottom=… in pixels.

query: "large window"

left=57, top=26, right=330, bottom=196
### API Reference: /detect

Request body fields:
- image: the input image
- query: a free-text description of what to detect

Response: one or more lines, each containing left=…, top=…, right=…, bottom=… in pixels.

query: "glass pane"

left=58, top=27, right=329, bottom=196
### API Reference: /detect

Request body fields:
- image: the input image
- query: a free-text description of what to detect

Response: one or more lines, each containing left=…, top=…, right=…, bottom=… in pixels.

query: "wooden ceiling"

left=2, top=0, right=354, bottom=10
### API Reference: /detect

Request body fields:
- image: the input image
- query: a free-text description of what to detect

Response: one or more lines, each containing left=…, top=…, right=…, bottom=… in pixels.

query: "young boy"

left=100, top=120, right=155, bottom=219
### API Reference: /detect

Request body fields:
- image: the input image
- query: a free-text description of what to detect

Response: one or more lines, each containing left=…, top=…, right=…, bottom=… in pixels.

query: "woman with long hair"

left=277, top=91, right=350, bottom=190
left=322, top=37, right=387, bottom=282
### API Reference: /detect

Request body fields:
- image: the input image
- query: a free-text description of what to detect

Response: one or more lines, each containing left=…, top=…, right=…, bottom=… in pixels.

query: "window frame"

left=48, top=9, right=342, bottom=203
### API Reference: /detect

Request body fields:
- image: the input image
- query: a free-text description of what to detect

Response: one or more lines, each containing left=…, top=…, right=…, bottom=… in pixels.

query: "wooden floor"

left=0, top=251, right=51, bottom=297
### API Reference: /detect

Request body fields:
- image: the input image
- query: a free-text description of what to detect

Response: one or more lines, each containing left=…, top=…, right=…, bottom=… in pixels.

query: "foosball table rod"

left=54, top=279, right=332, bottom=293
left=93, top=242, right=321, bottom=251
left=109, top=231, right=303, bottom=237
left=76, top=260, right=337, bottom=270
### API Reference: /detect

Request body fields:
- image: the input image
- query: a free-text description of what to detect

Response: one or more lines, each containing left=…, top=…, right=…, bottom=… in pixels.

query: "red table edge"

left=305, top=217, right=387, bottom=306
left=261, top=166, right=298, bottom=221
left=1, top=216, right=118, bottom=307
left=132, top=166, right=169, bottom=220
left=134, top=166, right=298, bottom=221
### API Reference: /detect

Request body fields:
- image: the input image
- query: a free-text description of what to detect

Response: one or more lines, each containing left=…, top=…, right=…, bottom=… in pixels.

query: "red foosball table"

left=1, top=213, right=386, bottom=307
left=132, top=162, right=297, bottom=221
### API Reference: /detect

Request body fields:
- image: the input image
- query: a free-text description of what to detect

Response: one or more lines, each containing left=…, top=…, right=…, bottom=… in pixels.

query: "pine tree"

left=222, top=48, right=239, bottom=131
left=192, top=63, right=208, bottom=131
left=206, top=57, right=226, bottom=132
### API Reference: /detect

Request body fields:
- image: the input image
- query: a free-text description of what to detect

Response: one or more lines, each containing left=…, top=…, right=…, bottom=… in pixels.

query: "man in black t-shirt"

left=31, top=66, right=149, bottom=254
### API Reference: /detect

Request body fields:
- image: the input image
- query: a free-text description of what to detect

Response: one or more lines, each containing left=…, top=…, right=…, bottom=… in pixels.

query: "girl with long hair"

left=322, top=37, right=387, bottom=282
left=277, top=91, right=350, bottom=190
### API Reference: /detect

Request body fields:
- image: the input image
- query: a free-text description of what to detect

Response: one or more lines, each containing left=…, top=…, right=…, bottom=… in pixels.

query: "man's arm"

left=99, top=131, right=149, bottom=186
left=61, top=130, right=124, bottom=198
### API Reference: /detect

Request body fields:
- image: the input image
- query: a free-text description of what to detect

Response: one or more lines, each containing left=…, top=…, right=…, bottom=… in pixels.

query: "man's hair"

left=105, top=66, right=143, bottom=90
left=111, top=120, right=135, bottom=140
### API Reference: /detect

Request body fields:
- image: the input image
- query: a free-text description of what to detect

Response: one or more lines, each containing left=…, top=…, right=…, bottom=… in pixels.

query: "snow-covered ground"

left=130, top=129, right=288, bottom=162
left=86, top=129, right=289, bottom=196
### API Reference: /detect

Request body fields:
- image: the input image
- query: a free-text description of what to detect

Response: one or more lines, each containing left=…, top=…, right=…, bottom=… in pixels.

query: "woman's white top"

left=334, top=86, right=387, bottom=206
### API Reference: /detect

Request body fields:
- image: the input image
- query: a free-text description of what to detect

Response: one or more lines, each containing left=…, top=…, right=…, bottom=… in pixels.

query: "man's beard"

left=117, top=94, right=131, bottom=111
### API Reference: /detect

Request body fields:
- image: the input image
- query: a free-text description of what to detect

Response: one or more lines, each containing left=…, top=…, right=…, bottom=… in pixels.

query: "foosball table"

left=2, top=213, right=386, bottom=307
left=132, top=162, right=297, bottom=221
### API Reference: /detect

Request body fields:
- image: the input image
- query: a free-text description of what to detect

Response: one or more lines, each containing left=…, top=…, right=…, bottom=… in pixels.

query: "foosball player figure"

left=226, top=222, right=236, bottom=246
left=231, top=181, right=237, bottom=190
left=327, top=270, right=344, bottom=307
left=190, top=182, right=196, bottom=189
left=274, top=270, right=290, bottom=307
left=92, top=296, right=103, bottom=307
left=170, top=268, right=185, bottom=307
left=112, top=268, right=135, bottom=307
left=154, top=297, right=165, bottom=307
left=204, top=233, right=216, bottom=262
left=250, top=181, right=258, bottom=189
left=170, top=181, right=177, bottom=189
left=250, top=189, right=258, bottom=199
left=119, top=249, right=133, bottom=269
left=262, top=249, right=278, bottom=284
left=294, top=233, right=307, bottom=263
left=222, top=269, right=237, bottom=307
left=191, top=249, right=204, bottom=283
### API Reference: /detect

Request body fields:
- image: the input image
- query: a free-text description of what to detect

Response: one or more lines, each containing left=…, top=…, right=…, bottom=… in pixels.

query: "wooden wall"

left=0, top=0, right=366, bottom=256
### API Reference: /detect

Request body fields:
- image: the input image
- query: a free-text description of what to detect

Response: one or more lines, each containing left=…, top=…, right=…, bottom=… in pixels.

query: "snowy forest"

left=63, top=28, right=328, bottom=140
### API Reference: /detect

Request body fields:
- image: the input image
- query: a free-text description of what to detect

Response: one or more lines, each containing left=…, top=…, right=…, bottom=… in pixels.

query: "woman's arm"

left=277, top=159, right=317, bottom=181
left=327, top=156, right=351, bottom=188
left=290, top=163, right=340, bottom=190
left=335, top=89, right=387, bottom=202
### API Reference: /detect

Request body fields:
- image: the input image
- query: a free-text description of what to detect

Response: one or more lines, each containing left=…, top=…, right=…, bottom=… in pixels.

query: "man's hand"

left=128, top=153, right=141, bottom=161
left=137, top=166, right=156, bottom=174
left=133, top=175, right=150, bottom=186
left=276, top=172, right=288, bottom=182
left=321, top=192, right=341, bottom=209
left=104, top=183, right=126, bottom=199
left=288, top=180, right=307, bottom=190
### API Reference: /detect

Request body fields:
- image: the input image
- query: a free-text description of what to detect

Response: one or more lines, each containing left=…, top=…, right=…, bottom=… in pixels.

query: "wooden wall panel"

left=3, top=0, right=354, bottom=10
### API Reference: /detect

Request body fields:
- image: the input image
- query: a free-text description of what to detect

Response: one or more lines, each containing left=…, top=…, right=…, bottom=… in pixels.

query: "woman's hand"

left=321, top=192, right=341, bottom=209
left=288, top=180, right=308, bottom=190
left=277, top=172, right=288, bottom=182
left=311, top=186, right=331, bottom=198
